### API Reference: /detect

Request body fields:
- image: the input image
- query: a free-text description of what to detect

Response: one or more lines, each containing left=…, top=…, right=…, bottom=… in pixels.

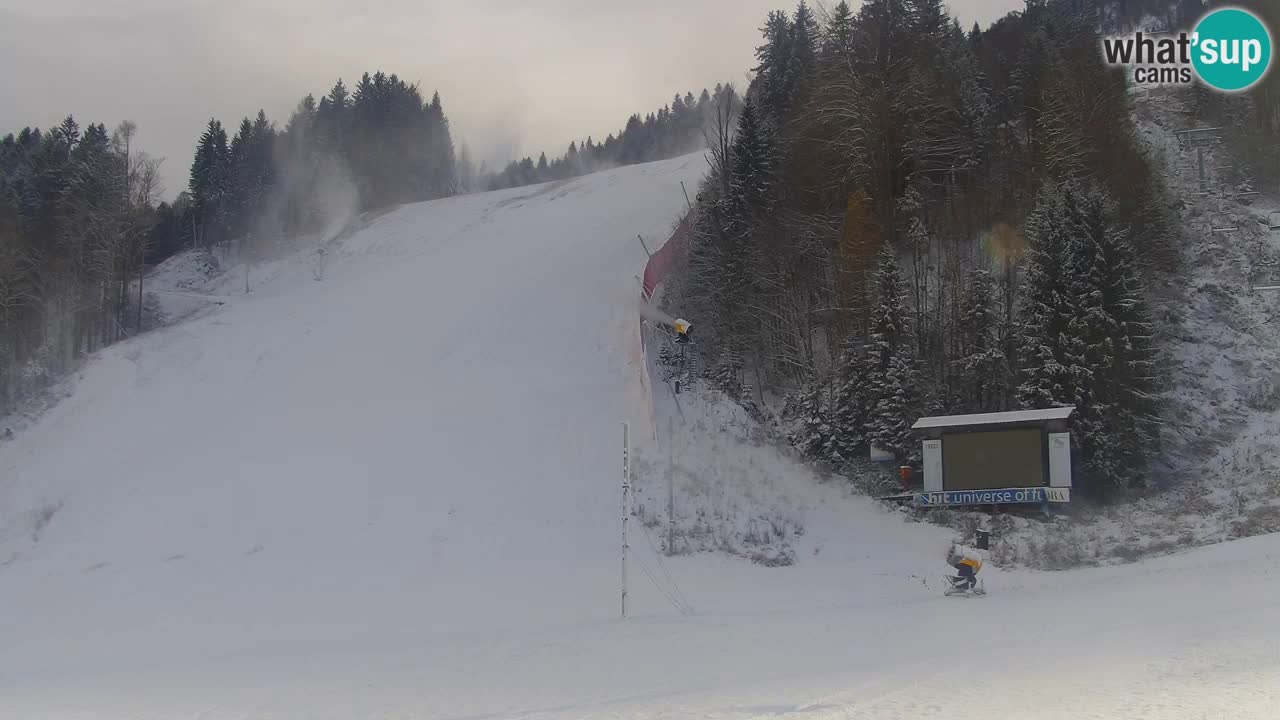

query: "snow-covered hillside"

left=1, top=152, right=1278, bottom=719
left=938, top=86, right=1280, bottom=570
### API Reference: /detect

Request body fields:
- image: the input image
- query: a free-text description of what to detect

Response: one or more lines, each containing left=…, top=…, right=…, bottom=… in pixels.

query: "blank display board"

left=942, top=428, right=1044, bottom=490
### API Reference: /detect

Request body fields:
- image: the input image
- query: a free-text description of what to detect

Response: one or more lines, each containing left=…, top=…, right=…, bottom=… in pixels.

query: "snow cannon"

left=948, top=544, right=983, bottom=571
left=673, top=318, right=692, bottom=344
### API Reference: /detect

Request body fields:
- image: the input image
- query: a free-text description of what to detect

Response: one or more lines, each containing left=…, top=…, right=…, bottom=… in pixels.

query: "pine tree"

left=565, top=140, right=580, bottom=175
left=953, top=267, right=1006, bottom=412
left=872, top=351, right=920, bottom=462
left=426, top=90, right=457, bottom=197
left=285, top=95, right=317, bottom=139
left=223, top=110, right=275, bottom=239
left=713, top=99, right=777, bottom=394
left=1067, top=184, right=1161, bottom=490
left=754, top=11, right=794, bottom=119
left=825, top=244, right=920, bottom=463
left=1017, top=183, right=1084, bottom=411
left=1009, top=27, right=1056, bottom=166
left=861, top=245, right=920, bottom=461
left=327, top=78, right=350, bottom=110
left=788, top=1, right=819, bottom=97
left=725, top=100, right=775, bottom=222
left=896, top=185, right=931, bottom=360
left=822, top=1, right=857, bottom=61
left=228, top=117, right=255, bottom=235
left=316, top=79, right=350, bottom=154
left=56, top=116, right=81, bottom=158
left=786, top=383, right=836, bottom=459
left=251, top=110, right=275, bottom=195
left=189, top=119, right=229, bottom=247
left=906, top=0, right=948, bottom=41
left=829, top=338, right=869, bottom=461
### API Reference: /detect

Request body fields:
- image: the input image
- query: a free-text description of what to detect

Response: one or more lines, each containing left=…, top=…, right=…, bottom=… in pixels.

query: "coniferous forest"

left=481, top=84, right=741, bottom=191
left=669, top=0, right=1280, bottom=497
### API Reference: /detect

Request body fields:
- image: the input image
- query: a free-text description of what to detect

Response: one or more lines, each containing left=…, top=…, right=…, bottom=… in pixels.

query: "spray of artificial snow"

left=638, top=300, right=679, bottom=329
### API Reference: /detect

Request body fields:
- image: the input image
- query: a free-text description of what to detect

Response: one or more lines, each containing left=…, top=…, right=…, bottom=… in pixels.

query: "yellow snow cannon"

left=673, top=318, right=692, bottom=343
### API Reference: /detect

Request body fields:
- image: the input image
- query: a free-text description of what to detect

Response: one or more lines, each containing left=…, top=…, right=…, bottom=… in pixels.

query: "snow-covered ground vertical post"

left=667, top=415, right=675, bottom=556
left=622, top=422, right=631, bottom=619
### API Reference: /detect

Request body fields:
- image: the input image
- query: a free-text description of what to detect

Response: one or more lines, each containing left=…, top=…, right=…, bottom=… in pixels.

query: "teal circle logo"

left=1192, top=8, right=1273, bottom=92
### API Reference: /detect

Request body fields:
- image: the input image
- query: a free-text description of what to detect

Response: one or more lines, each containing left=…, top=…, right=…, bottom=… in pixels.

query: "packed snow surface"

left=1, top=153, right=1278, bottom=718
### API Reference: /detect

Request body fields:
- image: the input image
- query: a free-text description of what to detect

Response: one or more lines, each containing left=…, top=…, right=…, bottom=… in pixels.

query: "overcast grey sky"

left=0, top=0, right=1022, bottom=197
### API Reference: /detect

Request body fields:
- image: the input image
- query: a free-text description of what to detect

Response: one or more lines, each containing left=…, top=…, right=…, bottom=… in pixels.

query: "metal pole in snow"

left=137, top=261, right=144, bottom=332
left=667, top=415, right=675, bottom=556
left=1197, top=146, right=1207, bottom=193
left=622, top=422, right=630, bottom=619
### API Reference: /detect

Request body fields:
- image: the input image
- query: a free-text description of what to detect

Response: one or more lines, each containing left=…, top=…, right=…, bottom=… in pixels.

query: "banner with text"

left=915, top=487, right=1070, bottom=507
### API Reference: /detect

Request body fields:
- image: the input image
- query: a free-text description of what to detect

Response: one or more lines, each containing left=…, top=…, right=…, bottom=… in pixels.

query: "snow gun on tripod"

left=640, top=304, right=696, bottom=393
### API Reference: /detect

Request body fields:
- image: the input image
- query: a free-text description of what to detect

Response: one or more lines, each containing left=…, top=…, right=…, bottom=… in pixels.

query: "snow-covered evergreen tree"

left=829, top=338, right=869, bottom=462
left=1016, top=181, right=1162, bottom=492
left=871, top=350, right=921, bottom=463
left=711, top=99, right=777, bottom=398
left=895, top=185, right=932, bottom=360
left=1067, top=184, right=1161, bottom=489
left=953, top=267, right=1005, bottom=413
left=785, top=384, right=836, bottom=459
left=725, top=100, right=776, bottom=223
left=1017, top=183, right=1085, bottom=411
left=861, top=244, right=920, bottom=461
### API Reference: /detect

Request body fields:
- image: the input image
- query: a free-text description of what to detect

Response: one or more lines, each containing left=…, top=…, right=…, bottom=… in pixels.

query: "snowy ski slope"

left=1, top=152, right=1278, bottom=719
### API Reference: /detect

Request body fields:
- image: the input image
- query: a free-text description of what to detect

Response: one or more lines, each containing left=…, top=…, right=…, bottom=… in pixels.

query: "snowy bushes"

left=927, top=474, right=1280, bottom=569
left=1242, top=373, right=1280, bottom=413
left=1232, top=504, right=1280, bottom=538
left=633, top=493, right=801, bottom=567
left=632, top=375, right=806, bottom=567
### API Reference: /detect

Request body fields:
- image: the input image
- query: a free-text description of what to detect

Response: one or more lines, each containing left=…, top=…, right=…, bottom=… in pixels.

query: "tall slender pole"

left=1197, top=146, right=1207, bottom=192
left=244, top=234, right=251, bottom=294
left=621, top=422, right=630, bottom=619
left=667, top=415, right=675, bottom=556
left=136, top=260, right=144, bottom=332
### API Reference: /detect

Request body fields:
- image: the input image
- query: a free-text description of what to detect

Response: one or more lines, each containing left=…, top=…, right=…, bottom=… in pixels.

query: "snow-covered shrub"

left=1231, top=504, right=1280, bottom=537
